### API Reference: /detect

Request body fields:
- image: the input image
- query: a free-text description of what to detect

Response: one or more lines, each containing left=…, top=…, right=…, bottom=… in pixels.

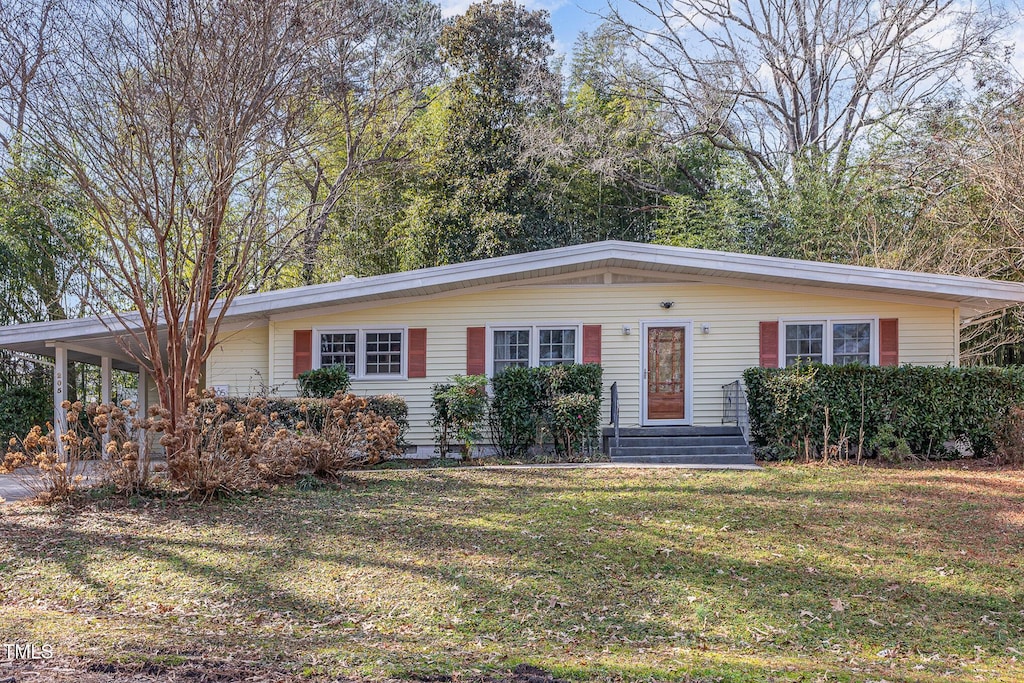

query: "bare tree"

left=0, top=0, right=64, bottom=163
left=605, top=0, right=1008, bottom=194
left=286, top=0, right=442, bottom=285
left=28, top=0, right=339, bottom=475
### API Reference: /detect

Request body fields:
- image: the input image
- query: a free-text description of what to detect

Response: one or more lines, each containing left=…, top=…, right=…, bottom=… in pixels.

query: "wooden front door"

left=644, top=325, right=688, bottom=423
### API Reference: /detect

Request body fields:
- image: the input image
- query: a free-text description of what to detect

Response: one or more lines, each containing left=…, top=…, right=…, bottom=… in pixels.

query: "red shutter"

left=466, top=327, right=486, bottom=375
left=879, top=318, right=899, bottom=366
left=408, top=328, right=427, bottom=378
left=293, top=330, right=313, bottom=378
left=582, top=325, right=602, bottom=364
left=759, top=321, right=779, bottom=368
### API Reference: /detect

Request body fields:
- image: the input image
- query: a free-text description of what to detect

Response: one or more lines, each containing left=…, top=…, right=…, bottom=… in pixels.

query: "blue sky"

left=437, top=0, right=1024, bottom=73
left=438, top=0, right=613, bottom=56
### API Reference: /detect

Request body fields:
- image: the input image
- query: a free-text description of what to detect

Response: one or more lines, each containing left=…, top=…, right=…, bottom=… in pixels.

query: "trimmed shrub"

left=743, top=363, right=1024, bottom=461
left=550, top=392, right=602, bottom=457
left=547, top=363, right=603, bottom=400
left=431, top=375, right=488, bottom=458
left=298, top=365, right=351, bottom=398
left=198, top=393, right=406, bottom=439
left=488, top=363, right=604, bottom=459
left=0, top=384, right=51, bottom=444
left=488, top=366, right=546, bottom=458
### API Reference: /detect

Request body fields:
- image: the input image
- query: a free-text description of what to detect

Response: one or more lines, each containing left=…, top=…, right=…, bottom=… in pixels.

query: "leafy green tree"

left=399, top=0, right=563, bottom=268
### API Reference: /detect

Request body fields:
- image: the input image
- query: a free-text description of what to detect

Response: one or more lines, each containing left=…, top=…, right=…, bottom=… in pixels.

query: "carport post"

left=137, top=370, right=148, bottom=459
left=100, top=356, right=112, bottom=453
left=53, top=345, right=67, bottom=457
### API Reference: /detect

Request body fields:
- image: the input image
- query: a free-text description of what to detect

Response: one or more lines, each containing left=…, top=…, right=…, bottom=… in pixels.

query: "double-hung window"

left=782, top=319, right=874, bottom=367
left=316, top=328, right=405, bottom=378
left=491, top=325, right=580, bottom=375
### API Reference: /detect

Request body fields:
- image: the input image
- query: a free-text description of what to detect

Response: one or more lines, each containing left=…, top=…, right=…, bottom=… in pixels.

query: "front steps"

left=603, top=426, right=756, bottom=466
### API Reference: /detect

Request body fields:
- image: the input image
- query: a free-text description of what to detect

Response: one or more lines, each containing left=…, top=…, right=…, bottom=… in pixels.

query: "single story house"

left=2, top=241, right=1024, bottom=461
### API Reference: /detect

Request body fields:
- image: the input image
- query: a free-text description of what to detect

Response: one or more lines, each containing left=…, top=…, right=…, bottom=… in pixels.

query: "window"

left=784, top=324, right=823, bottom=366
left=316, top=328, right=405, bottom=378
left=491, top=325, right=580, bottom=375
left=832, top=322, right=871, bottom=366
left=539, top=328, right=576, bottom=366
left=320, top=332, right=357, bottom=373
left=782, top=320, right=874, bottom=367
left=493, top=329, right=530, bottom=375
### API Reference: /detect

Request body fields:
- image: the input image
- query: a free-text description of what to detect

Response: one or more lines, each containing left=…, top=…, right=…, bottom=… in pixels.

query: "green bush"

left=0, top=384, right=51, bottom=444
left=431, top=375, right=488, bottom=458
left=547, top=363, right=603, bottom=399
left=298, top=365, right=351, bottom=398
left=550, top=392, right=602, bottom=457
left=488, top=366, right=546, bottom=458
left=743, top=363, right=1024, bottom=461
left=488, top=363, right=604, bottom=459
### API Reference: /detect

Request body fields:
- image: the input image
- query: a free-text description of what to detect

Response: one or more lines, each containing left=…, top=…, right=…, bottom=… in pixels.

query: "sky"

left=437, top=0, right=612, bottom=56
left=437, top=0, right=1024, bottom=74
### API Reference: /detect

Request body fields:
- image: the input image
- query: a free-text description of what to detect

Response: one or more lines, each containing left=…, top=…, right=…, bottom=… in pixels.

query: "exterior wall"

left=209, top=282, right=959, bottom=446
left=206, top=325, right=271, bottom=397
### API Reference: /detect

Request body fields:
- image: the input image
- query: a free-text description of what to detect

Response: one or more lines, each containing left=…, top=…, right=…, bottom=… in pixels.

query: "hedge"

left=488, top=363, right=603, bottom=459
left=743, top=363, right=1024, bottom=460
left=0, top=384, right=52, bottom=443
left=206, top=394, right=409, bottom=445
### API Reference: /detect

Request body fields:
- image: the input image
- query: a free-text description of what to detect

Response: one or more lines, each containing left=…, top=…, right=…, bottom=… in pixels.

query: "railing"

left=722, top=379, right=750, bottom=443
left=609, top=381, right=620, bottom=449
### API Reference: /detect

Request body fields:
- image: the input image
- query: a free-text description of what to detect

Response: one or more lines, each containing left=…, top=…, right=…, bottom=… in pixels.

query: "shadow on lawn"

left=1, top=467, right=1022, bottom=680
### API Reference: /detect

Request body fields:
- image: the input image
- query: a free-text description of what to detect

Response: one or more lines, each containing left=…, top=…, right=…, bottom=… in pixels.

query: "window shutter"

left=293, top=330, right=313, bottom=378
left=879, top=318, right=899, bottom=366
left=408, top=328, right=427, bottom=378
left=759, top=321, right=779, bottom=368
left=466, top=327, right=486, bottom=375
left=582, top=325, right=602, bottom=364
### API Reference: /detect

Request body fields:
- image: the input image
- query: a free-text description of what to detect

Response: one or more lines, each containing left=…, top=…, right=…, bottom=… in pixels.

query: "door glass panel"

left=646, top=326, right=686, bottom=420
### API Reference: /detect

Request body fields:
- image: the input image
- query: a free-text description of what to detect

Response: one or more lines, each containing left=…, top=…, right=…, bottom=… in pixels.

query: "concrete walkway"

left=0, top=460, right=109, bottom=504
left=0, top=474, right=36, bottom=503
left=473, top=461, right=761, bottom=471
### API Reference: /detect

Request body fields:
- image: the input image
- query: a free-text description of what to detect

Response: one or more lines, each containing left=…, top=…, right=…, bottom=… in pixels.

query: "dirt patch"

left=1, top=660, right=575, bottom=683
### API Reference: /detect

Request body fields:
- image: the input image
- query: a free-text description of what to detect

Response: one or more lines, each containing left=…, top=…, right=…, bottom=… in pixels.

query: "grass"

left=1, top=464, right=1022, bottom=682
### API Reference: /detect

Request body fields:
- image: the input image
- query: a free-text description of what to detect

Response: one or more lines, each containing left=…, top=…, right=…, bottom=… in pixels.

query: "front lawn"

left=1, top=465, right=1022, bottom=682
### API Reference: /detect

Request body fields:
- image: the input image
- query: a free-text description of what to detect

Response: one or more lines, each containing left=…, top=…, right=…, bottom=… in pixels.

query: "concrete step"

left=611, top=435, right=747, bottom=448
left=610, top=445, right=752, bottom=457
left=603, top=426, right=743, bottom=438
left=610, top=453, right=757, bottom=465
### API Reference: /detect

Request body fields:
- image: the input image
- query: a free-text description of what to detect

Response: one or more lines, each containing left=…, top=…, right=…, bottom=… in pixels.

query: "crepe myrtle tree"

left=27, top=0, right=358, bottom=477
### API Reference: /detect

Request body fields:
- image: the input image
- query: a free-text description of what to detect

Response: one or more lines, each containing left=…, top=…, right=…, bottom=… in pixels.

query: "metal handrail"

left=609, top=381, right=620, bottom=449
left=722, top=379, right=750, bottom=444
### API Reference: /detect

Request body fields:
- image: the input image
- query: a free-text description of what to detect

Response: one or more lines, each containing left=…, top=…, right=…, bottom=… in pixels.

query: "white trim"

left=4, top=241, right=1024, bottom=355
left=312, top=326, right=408, bottom=380
left=953, top=308, right=961, bottom=367
left=778, top=317, right=879, bottom=367
left=484, top=322, right=584, bottom=377
left=640, top=320, right=694, bottom=427
left=53, top=345, right=67, bottom=456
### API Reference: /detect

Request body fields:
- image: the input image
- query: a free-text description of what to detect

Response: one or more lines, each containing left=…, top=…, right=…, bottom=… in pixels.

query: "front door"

left=642, top=322, right=691, bottom=425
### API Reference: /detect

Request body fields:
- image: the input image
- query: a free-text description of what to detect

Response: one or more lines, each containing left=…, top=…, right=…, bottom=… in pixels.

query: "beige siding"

left=210, top=282, right=958, bottom=446
left=206, top=326, right=270, bottom=396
